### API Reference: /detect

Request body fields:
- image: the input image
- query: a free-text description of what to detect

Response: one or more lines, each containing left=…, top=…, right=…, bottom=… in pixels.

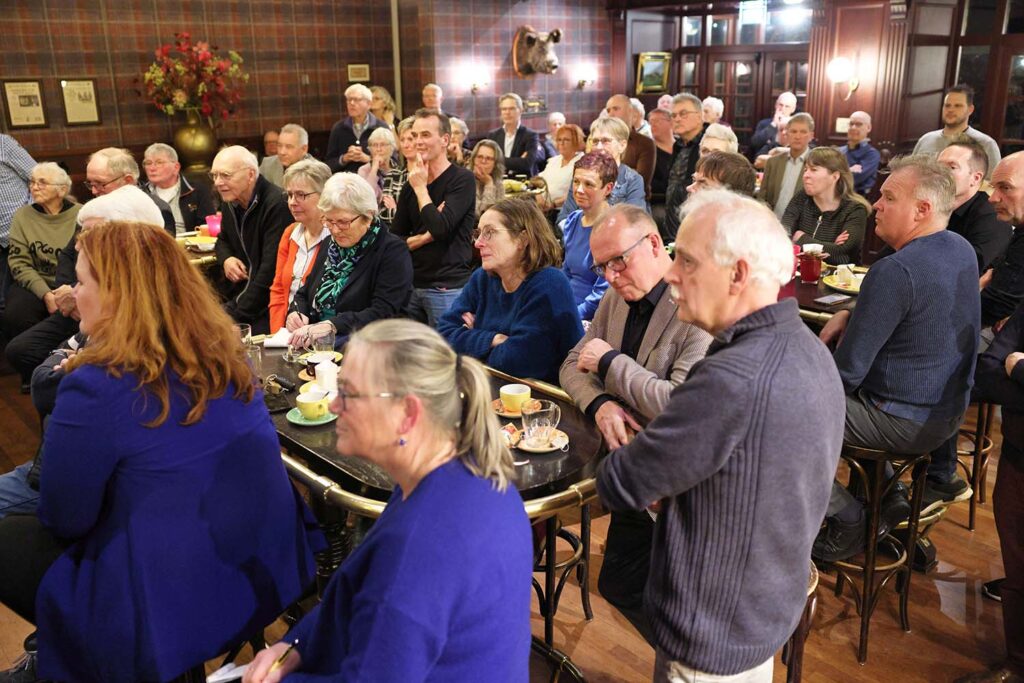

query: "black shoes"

left=812, top=483, right=911, bottom=563
left=983, top=578, right=1005, bottom=602
left=920, top=476, right=973, bottom=516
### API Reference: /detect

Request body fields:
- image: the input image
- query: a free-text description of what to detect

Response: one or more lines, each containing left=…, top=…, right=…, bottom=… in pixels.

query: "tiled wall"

left=1, top=0, right=394, bottom=156
left=2, top=0, right=611, bottom=159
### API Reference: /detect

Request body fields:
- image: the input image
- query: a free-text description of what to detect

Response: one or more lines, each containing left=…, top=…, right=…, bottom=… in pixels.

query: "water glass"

left=235, top=324, right=252, bottom=346
left=521, top=400, right=561, bottom=449
left=244, top=344, right=263, bottom=381
left=312, top=327, right=336, bottom=354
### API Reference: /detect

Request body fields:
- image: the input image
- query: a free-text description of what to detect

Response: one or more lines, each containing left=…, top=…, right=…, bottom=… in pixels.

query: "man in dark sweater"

left=815, top=156, right=981, bottom=561
left=597, top=190, right=844, bottom=679
left=938, top=140, right=1012, bottom=273
left=211, top=146, right=293, bottom=334
left=390, top=109, right=476, bottom=328
left=661, top=94, right=705, bottom=243
left=982, top=153, right=1024, bottom=329
left=324, top=84, right=385, bottom=174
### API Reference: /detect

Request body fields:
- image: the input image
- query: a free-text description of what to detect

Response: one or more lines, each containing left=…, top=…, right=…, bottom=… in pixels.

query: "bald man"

left=982, top=152, right=1024, bottom=329
left=607, top=94, right=656, bottom=201
left=839, top=111, right=881, bottom=196
left=210, top=145, right=293, bottom=333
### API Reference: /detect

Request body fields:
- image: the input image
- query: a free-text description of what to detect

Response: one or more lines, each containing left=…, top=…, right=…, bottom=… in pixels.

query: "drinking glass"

left=312, top=327, right=336, bottom=354
left=244, top=344, right=263, bottom=382
left=521, top=400, right=561, bottom=449
left=235, top=324, right=252, bottom=346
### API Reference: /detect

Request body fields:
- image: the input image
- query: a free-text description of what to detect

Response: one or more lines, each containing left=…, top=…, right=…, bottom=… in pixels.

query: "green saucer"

left=285, top=407, right=337, bottom=426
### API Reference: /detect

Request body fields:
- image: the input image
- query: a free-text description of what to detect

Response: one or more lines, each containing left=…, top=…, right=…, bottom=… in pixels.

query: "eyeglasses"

left=85, top=175, right=125, bottom=192
left=208, top=168, right=246, bottom=182
left=590, top=233, right=652, bottom=277
left=29, top=179, right=60, bottom=188
left=671, top=110, right=700, bottom=120
left=590, top=137, right=617, bottom=146
left=286, top=190, right=319, bottom=202
left=471, top=227, right=510, bottom=242
left=324, top=216, right=363, bottom=230
left=143, top=159, right=171, bottom=168
left=335, top=387, right=400, bottom=412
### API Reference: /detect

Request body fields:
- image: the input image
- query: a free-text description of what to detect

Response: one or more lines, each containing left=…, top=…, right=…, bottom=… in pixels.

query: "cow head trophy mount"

left=513, top=26, right=562, bottom=77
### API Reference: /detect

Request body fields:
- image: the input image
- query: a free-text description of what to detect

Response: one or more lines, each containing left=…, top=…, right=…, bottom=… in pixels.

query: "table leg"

left=545, top=515, right=557, bottom=646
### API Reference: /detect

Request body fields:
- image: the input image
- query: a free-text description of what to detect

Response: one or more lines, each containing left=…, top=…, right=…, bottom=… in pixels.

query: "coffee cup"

left=315, top=361, right=339, bottom=393
left=803, top=243, right=824, bottom=255
left=296, top=392, right=329, bottom=420
left=305, top=351, right=336, bottom=376
left=499, top=384, right=531, bottom=414
left=836, top=264, right=854, bottom=285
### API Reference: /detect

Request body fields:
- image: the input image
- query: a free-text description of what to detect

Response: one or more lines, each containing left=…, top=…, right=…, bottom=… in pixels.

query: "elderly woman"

left=537, top=123, right=585, bottom=210
left=560, top=150, right=618, bottom=321
left=782, top=146, right=870, bottom=265
left=702, top=96, right=725, bottom=125
left=286, top=173, right=413, bottom=346
left=1, top=163, right=79, bottom=343
left=269, top=159, right=333, bottom=333
left=469, top=139, right=506, bottom=218
left=438, top=199, right=582, bottom=382
left=557, top=116, right=646, bottom=224
left=0, top=221, right=322, bottom=683
left=244, top=319, right=532, bottom=682
left=379, top=117, right=416, bottom=226
left=357, top=127, right=399, bottom=200
left=699, top=123, right=739, bottom=157
left=448, top=117, right=471, bottom=166
left=370, top=85, right=396, bottom=129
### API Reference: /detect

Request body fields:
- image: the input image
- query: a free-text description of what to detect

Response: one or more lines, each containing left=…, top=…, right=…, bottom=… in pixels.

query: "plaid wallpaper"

left=2, top=0, right=609, bottom=158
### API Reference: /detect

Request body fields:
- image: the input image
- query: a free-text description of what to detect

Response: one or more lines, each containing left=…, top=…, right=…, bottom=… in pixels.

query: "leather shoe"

left=953, top=668, right=1024, bottom=683
left=813, top=511, right=894, bottom=563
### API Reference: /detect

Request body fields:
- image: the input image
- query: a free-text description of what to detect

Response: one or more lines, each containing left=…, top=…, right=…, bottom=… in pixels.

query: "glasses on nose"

left=334, top=387, right=399, bottom=412
left=29, top=179, right=57, bottom=188
left=471, top=227, right=509, bottom=242
left=143, top=159, right=170, bottom=168
left=590, top=233, right=652, bottom=277
left=672, top=110, right=699, bottom=119
left=286, top=190, right=319, bottom=202
left=208, top=168, right=245, bottom=182
left=85, top=175, right=125, bottom=192
left=324, top=216, right=361, bottom=230
left=590, top=137, right=615, bottom=146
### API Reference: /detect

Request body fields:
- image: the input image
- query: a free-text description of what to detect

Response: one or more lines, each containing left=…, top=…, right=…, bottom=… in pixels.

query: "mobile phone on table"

left=815, top=293, right=852, bottom=305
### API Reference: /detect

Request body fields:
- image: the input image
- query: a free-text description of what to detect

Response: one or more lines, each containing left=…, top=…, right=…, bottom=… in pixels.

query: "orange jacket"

left=269, top=222, right=323, bottom=332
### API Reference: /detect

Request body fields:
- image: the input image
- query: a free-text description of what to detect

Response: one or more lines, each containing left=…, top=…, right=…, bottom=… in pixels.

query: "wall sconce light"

left=461, top=62, right=490, bottom=95
left=575, top=64, right=598, bottom=90
left=826, top=56, right=859, bottom=101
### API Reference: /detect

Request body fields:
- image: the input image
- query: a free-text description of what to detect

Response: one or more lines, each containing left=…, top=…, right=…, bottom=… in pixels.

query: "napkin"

left=263, top=328, right=292, bottom=348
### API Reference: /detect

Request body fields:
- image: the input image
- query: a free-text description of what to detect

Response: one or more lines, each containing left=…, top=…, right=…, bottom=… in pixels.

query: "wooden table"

left=780, top=275, right=858, bottom=325
left=263, top=347, right=602, bottom=674
left=175, top=232, right=217, bottom=268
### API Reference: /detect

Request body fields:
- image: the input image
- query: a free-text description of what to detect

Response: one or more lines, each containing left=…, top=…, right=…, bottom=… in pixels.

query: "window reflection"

left=958, top=46, right=990, bottom=124
left=1005, top=55, right=1024, bottom=140
left=963, top=0, right=998, bottom=36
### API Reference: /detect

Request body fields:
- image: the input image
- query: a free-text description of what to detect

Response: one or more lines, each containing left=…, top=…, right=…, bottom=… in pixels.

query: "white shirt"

left=503, top=126, right=519, bottom=160
left=154, top=183, right=184, bottom=233
left=289, top=224, right=330, bottom=302
left=774, top=149, right=809, bottom=220
left=538, top=152, right=583, bottom=205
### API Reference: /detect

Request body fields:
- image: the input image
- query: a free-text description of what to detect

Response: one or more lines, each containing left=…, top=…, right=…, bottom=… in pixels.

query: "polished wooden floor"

left=0, top=364, right=1008, bottom=682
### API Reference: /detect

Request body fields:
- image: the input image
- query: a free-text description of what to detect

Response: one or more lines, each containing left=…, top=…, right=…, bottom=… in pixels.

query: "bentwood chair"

left=956, top=401, right=996, bottom=531
left=782, top=560, right=819, bottom=683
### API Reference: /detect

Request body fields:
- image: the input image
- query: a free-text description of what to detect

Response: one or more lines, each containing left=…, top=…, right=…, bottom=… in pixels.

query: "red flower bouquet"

left=143, top=32, right=249, bottom=125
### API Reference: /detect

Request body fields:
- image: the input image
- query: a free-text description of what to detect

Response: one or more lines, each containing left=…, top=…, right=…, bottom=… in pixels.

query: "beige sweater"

left=8, top=201, right=80, bottom=299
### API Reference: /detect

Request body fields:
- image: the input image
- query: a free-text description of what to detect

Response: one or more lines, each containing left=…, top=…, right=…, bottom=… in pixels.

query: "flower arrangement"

left=142, top=32, right=249, bottom=124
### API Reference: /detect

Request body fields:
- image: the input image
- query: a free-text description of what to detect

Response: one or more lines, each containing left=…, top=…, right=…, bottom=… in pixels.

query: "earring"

left=398, top=437, right=407, bottom=446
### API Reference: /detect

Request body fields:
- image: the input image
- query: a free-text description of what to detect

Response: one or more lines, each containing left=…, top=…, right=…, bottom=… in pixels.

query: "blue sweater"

left=597, top=299, right=845, bottom=674
left=556, top=162, right=648, bottom=224
left=834, top=230, right=980, bottom=422
left=838, top=141, right=881, bottom=196
left=438, top=266, right=584, bottom=382
left=36, top=365, right=323, bottom=683
left=560, top=210, right=609, bottom=321
left=285, top=459, right=533, bottom=682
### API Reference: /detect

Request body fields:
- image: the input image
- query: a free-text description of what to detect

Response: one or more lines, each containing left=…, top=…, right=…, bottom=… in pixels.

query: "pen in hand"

left=268, top=639, right=299, bottom=674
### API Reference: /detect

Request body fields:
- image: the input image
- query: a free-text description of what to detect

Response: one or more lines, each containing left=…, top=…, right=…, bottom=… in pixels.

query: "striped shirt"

left=0, top=134, right=36, bottom=247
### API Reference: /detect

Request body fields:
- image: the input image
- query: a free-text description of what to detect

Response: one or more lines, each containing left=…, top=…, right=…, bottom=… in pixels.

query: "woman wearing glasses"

left=245, top=319, right=532, bottom=683
left=468, top=139, right=506, bottom=218
left=437, top=199, right=582, bottom=382
left=560, top=150, right=618, bottom=321
left=268, top=160, right=333, bottom=333
left=286, top=173, right=413, bottom=346
left=1, top=163, right=79, bottom=344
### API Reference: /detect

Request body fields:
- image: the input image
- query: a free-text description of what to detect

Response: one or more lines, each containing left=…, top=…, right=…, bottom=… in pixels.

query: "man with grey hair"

left=258, top=123, right=314, bottom=188
left=210, top=145, right=293, bottom=333
left=758, top=113, right=814, bottom=219
left=325, top=83, right=385, bottom=173
left=607, top=94, right=656, bottom=201
left=839, top=111, right=881, bottom=195
left=486, top=93, right=540, bottom=177
left=662, top=93, right=705, bottom=242
left=597, top=189, right=844, bottom=680
left=629, top=98, right=652, bottom=138
left=85, top=147, right=175, bottom=234
left=422, top=82, right=452, bottom=117
left=142, top=142, right=214, bottom=233
left=750, top=91, right=798, bottom=153
left=814, top=155, right=981, bottom=561
left=561, top=204, right=712, bottom=644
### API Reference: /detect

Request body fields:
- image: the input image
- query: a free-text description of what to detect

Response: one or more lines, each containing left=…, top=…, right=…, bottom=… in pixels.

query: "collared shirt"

left=154, top=182, right=184, bottom=233
left=289, top=224, right=330, bottom=301
left=0, top=134, right=36, bottom=247
left=503, top=126, right=519, bottom=160
left=774, top=148, right=809, bottom=220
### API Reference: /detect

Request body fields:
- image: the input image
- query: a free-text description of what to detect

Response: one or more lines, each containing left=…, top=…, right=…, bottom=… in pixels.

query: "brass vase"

left=172, top=109, right=217, bottom=173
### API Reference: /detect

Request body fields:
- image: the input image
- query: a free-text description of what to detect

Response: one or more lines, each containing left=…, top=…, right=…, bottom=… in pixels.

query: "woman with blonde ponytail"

left=245, top=318, right=533, bottom=683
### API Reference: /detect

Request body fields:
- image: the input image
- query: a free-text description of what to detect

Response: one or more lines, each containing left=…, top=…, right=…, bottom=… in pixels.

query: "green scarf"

left=312, top=219, right=382, bottom=318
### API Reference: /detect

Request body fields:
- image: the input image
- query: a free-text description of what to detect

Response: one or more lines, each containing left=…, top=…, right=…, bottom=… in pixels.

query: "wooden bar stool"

left=956, top=402, right=996, bottom=530
left=783, top=560, right=819, bottom=683
left=827, top=445, right=930, bottom=663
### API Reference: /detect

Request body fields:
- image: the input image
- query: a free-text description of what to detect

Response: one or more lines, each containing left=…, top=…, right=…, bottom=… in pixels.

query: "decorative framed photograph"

left=59, top=78, right=100, bottom=126
left=635, top=52, right=672, bottom=95
left=2, top=80, right=47, bottom=129
left=347, top=64, right=370, bottom=82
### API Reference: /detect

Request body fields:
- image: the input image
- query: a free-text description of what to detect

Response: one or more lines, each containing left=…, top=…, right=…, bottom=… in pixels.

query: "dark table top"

left=264, top=348, right=604, bottom=503
left=779, top=275, right=858, bottom=317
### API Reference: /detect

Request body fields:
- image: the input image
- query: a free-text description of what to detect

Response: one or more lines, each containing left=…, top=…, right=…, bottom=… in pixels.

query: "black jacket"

left=324, top=113, right=386, bottom=173
left=144, top=176, right=216, bottom=233
left=486, top=125, right=541, bottom=177
left=949, top=190, right=1013, bottom=274
left=214, top=175, right=293, bottom=333
left=292, top=224, right=413, bottom=335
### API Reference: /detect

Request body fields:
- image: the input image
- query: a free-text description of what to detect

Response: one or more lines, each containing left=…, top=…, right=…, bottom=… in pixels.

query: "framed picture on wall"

left=635, top=52, right=672, bottom=95
left=347, top=64, right=370, bottom=82
left=2, top=80, right=47, bottom=129
left=59, top=79, right=100, bottom=126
